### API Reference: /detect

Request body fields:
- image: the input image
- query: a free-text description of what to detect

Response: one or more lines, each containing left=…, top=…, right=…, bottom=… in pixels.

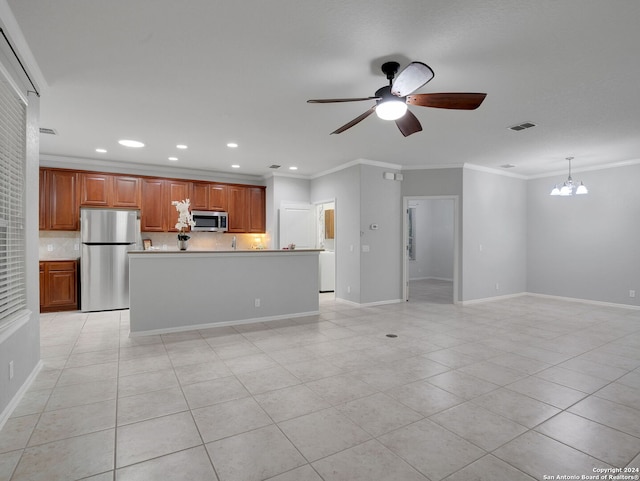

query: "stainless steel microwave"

left=192, top=211, right=228, bottom=232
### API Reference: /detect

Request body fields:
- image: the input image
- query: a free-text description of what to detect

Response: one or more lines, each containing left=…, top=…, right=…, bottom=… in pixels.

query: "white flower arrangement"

left=173, top=199, right=195, bottom=240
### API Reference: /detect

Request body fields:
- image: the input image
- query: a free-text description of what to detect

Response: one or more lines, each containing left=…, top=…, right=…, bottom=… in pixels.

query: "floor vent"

left=269, top=164, right=281, bottom=169
left=508, top=122, right=536, bottom=132
left=39, top=127, right=57, bottom=135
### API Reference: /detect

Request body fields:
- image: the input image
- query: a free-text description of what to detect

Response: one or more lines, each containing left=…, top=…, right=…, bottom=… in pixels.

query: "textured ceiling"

left=6, top=0, right=640, bottom=178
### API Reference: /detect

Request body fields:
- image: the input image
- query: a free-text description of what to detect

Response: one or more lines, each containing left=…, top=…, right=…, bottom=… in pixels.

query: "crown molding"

left=527, top=157, right=640, bottom=179
left=463, top=163, right=528, bottom=180
left=310, top=158, right=402, bottom=179
left=39, top=154, right=265, bottom=185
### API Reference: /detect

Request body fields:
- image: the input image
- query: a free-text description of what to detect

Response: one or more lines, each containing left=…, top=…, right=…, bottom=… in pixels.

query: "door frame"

left=402, top=195, right=459, bottom=304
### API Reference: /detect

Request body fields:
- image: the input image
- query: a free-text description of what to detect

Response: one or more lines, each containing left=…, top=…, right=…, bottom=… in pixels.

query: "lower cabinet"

left=40, top=260, right=78, bottom=312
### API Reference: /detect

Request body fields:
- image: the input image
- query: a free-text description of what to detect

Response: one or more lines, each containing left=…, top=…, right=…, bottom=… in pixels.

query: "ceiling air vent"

left=39, top=127, right=57, bottom=135
left=508, top=122, right=536, bottom=132
left=268, top=164, right=281, bottom=169
left=500, top=164, right=516, bottom=169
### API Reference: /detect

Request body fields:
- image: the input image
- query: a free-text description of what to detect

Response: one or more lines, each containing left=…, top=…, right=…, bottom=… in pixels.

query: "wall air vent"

left=39, top=127, right=57, bottom=135
left=269, top=164, right=281, bottom=169
left=508, top=122, right=536, bottom=132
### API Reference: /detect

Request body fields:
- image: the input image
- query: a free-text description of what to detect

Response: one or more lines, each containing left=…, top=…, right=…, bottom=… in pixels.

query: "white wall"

left=311, top=165, right=361, bottom=302
left=359, top=165, right=403, bottom=304
left=0, top=25, right=41, bottom=418
left=462, top=166, right=528, bottom=301
left=527, top=162, right=640, bottom=306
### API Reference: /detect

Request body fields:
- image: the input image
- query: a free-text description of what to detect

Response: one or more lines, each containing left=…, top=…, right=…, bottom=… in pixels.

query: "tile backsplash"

left=39, top=231, right=80, bottom=260
left=39, top=231, right=269, bottom=259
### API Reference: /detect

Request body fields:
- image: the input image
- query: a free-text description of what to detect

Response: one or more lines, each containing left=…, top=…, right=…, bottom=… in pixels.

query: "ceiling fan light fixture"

left=376, top=99, right=407, bottom=120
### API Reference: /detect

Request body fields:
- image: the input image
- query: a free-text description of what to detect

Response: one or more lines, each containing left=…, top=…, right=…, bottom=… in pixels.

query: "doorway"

left=278, top=201, right=337, bottom=301
left=402, top=196, right=459, bottom=303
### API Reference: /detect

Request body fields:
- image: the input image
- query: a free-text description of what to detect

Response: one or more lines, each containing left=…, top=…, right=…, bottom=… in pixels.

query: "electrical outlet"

left=254, top=298, right=261, bottom=307
left=495, top=283, right=500, bottom=291
left=9, top=361, right=14, bottom=380
left=630, top=290, right=636, bottom=298
left=74, top=243, right=79, bottom=251
left=347, top=286, right=351, bottom=294
left=47, top=244, right=53, bottom=252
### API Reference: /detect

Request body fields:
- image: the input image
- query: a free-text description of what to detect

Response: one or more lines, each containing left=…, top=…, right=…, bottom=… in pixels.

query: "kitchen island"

left=128, top=249, right=321, bottom=336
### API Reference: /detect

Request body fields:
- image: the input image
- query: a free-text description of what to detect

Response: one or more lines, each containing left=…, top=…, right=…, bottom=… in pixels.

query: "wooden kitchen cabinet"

left=247, top=186, right=266, bottom=233
left=190, top=182, right=228, bottom=211
left=39, top=169, right=47, bottom=230
left=42, top=167, right=264, bottom=234
left=165, top=180, right=190, bottom=232
left=40, top=169, right=79, bottom=230
left=209, top=184, right=228, bottom=211
left=140, top=178, right=165, bottom=231
left=227, top=185, right=249, bottom=233
left=40, top=260, right=78, bottom=312
left=80, top=173, right=141, bottom=208
left=140, top=178, right=190, bottom=232
left=228, top=185, right=265, bottom=233
left=79, top=172, right=111, bottom=206
left=190, top=182, right=209, bottom=210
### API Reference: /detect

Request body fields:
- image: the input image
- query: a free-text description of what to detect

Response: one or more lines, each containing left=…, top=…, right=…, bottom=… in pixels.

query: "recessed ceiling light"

left=118, top=139, right=145, bottom=148
left=289, top=166, right=298, bottom=171
left=176, top=144, right=188, bottom=149
left=231, top=164, right=240, bottom=169
left=95, top=148, right=107, bottom=153
left=227, top=142, right=238, bottom=148
left=168, top=157, right=178, bottom=161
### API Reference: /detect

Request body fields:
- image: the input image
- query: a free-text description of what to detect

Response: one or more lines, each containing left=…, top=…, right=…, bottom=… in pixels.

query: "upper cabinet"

left=41, top=168, right=265, bottom=234
left=40, top=169, right=79, bottom=231
left=113, top=176, right=142, bottom=208
left=165, top=180, right=190, bottom=232
left=140, top=178, right=189, bottom=232
left=140, top=178, right=165, bottom=232
left=191, top=182, right=228, bottom=211
left=79, top=172, right=141, bottom=208
left=247, top=186, right=266, bottom=233
left=228, top=185, right=265, bottom=233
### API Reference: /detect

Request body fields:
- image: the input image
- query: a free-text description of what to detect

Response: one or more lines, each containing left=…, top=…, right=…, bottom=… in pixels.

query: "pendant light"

left=550, top=157, right=588, bottom=196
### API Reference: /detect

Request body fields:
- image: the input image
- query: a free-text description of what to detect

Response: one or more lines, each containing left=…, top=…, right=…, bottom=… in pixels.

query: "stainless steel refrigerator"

left=80, top=208, right=139, bottom=311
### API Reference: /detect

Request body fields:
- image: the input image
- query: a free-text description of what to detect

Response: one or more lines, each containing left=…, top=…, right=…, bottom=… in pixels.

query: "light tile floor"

left=1, top=281, right=640, bottom=480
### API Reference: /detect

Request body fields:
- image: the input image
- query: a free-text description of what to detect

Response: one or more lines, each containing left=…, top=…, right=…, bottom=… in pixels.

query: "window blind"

left=0, top=75, right=27, bottom=330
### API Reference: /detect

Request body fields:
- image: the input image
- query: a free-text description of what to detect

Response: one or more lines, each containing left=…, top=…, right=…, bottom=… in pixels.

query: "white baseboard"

left=460, top=291, right=640, bottom=310
left=525, top=292, right=640, bottom=311
left=334, top=297, right=404, bottom=308
left=129, top=310, right=321, bottom=337
left=0, top=360, right=43, bottom=431
left=460, top=292, right=526, bottom=306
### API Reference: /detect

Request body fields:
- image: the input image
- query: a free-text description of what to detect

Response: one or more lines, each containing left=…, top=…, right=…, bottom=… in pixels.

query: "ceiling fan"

left=307, top=61, right=487, bottom=137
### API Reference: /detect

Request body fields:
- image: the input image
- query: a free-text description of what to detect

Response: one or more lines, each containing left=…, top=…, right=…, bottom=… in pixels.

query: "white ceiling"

left=6, top=0, right=640, bottom=178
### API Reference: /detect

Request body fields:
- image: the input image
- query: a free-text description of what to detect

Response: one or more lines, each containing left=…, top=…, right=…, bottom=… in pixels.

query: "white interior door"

left=279, top=203, right=316, bottom=249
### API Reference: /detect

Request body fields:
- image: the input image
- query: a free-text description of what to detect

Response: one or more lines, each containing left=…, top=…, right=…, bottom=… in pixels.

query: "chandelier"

left=550, top=157, right=588, bottom=196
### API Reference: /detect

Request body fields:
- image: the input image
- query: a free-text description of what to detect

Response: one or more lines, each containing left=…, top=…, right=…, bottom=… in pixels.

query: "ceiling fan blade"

left=406, top=93, right=487, bottom=110
left=330, top=106, right=376, bottom=134
left=395, top=110, right=422, bottom=137
left=307, top=97, right=379, bottom=104
left=391, top=62, right=434, bottom=97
